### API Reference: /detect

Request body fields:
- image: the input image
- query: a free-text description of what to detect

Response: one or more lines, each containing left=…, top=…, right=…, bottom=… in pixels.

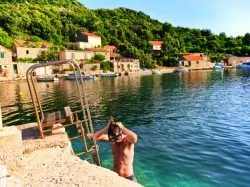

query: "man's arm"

left=93, top=116, right=114, bottom=141
left=117, top=122, right=138, bottom=144
left=93, top=126, right=109, bottom=141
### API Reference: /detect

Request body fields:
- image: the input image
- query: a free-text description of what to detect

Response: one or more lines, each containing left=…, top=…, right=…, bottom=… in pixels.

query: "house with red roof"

left=179, top=53, right=213, bottom=68
left=75, top=32, right=102, bottom=49
left=149, top=41, right=163, bottom=51
left=103, top=45, right=117, bottom=54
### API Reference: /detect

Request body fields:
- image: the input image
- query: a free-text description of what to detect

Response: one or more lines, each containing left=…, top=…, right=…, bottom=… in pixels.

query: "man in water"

left=93, top=116, right=138, bottom=182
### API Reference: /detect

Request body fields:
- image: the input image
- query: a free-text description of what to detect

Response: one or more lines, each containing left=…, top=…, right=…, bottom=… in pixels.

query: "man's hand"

left=106, top=116, right=114, bottom=130
left=116, top=122, right=124, bottom=129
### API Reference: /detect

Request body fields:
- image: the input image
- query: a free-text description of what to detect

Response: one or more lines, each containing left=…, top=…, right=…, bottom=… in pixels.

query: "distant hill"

left=0, top=0, right=250, bottom=67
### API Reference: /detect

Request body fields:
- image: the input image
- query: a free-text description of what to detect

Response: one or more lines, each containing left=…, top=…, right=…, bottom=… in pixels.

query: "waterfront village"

left=1, top=31, right=250, bottom=82
left=1, top=32, right=250, bottom=187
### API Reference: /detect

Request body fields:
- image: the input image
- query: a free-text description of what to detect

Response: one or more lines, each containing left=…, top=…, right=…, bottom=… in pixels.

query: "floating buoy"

left=18, top=92, right=23, bottom=96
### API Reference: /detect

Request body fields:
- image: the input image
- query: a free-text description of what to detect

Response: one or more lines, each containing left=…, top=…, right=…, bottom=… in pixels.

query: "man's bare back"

left=93, top=117, right=137, bottom=181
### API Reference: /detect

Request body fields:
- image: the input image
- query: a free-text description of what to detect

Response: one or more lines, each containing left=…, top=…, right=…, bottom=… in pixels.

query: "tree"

left=100, top=61, right=113, bottom=71
left=93, top=54, right=105, bottom=62
left=35, top=50, right=58, bottom=62
left=0, top=28, right=13, bottom=48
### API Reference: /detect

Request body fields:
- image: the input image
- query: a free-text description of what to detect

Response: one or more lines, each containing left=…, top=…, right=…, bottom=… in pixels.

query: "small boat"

left=173, top=68, right=189, bottom=73
left=140, top=69, right=152, bottom=76
left=213, top=63, right=224, bottom=70
left=65, top=73, right=96, bottom=80
left=152, top=69, right=162, bottom=74
left=100, top=72, right=119, bottom=77
left=236, top=62, right=250, bottom=69
left=36, top=76, right=59, bottom=82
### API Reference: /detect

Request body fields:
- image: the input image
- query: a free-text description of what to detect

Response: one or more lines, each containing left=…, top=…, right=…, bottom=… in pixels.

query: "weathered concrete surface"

left=17, top=123, right=71, bottom=154
left=0, top=164, right=7, bottom=187
left=7, top=123, right=144, bottom=187
left=0, top=126, right=22, bottom=171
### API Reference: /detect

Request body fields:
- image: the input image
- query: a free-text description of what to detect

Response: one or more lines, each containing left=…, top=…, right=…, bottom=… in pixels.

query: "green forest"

left=0, top=0, right=250, bottom=67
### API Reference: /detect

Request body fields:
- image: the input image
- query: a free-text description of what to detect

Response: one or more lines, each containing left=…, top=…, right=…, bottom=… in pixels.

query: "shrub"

left=91, top=65, right=98, bottom=71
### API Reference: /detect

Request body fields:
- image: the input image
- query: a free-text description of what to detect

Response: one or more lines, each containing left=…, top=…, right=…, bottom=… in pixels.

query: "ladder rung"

left=75, top=147, right=95, bottom=156
left=69, top=135, right=81, bottom=140
left=42, top=120, right=87, bottom=133
left=84, top=157, right=92, bottom=161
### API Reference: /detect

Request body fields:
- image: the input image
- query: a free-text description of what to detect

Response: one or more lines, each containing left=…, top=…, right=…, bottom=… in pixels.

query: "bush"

left=91, top=65, right=98, bottom=71
left=30, top=35, right=42, bottom=42
left=93, top=54, right=106, bottom=62
left=17, top=57, right=34, bottom=63
left=100, top=61, right=113, bottom=71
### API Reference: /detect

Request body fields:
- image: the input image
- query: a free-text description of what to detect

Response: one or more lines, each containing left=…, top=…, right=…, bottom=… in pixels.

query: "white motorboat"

left=100, top=72, right=119, bottom=77
left=36, top=76, right=59, bottom=82
left=65, top=73, right=96, bottom=80
left=152, top=69, right=162, bottom=74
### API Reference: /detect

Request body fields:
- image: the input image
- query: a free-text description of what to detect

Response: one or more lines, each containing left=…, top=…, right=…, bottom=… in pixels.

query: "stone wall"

left=0, top=45, right=14, bottom=78
left=13, top=63, right=53, bottom=77
left=225, top=56, right=250, bottom=66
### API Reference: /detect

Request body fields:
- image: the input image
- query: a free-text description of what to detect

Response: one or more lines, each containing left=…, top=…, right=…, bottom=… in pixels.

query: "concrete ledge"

left=17, top=123, right=70, bottom=154
left=6, top=177, right=22, bottom=187
left=0, top=126, right=22, bottom=171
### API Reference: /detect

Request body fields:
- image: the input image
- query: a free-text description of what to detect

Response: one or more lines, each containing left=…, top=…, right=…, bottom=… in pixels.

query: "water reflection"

left=1, top=70, right=250, bottom=187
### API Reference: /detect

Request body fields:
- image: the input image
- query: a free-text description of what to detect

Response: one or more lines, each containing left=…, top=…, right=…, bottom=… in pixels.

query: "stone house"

left=178, top=53, right=213, bottom=68
left=0, top=45, right=14, bottom=78
left=86, top=48, right=110, bottom=61
left=112, top=57, right=140, bottom=72
left=225, top=56, right=250, bottom=66
left=12, top=44, right=48, bottom=62
left=103, top=45, right=117, bottom=54
left=75, top=32, right=102, bottom=49
left=59, top=50, right=94, bottom=61
left=149, top=41, right=163, bottom=51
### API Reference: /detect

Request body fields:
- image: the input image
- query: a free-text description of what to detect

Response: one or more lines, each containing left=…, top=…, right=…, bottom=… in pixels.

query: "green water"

left=1, top=69, right=250, bottom=187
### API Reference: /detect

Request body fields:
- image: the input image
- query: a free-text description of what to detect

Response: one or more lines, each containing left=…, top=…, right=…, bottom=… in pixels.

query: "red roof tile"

left=86, top=48, right=109, bottom=52
left=103, top=45, right=117, bottom=50
left=183, top=55, right=204, bottom=61
left=149, top=41, right=163, bottom=46
left=82, top=32, right=100, bottom=38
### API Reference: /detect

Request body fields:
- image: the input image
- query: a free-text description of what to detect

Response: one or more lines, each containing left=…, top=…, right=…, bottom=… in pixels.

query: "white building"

left=75, top=32, right=102, bottom=50
left=149, top=41, right=163, bottom=51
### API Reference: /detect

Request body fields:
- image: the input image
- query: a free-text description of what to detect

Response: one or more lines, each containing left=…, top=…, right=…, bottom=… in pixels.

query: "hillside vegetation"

left=0, top=0, right=250, bottom=67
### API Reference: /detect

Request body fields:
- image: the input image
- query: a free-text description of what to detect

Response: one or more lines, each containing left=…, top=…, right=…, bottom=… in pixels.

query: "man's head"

left=108, top=122, right=122, bottom=143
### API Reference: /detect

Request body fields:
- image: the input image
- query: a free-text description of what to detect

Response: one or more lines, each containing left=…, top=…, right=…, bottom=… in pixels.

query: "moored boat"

left=236, top=62, right=250, bottom=69
left=213, top=63, right=224, bottom=70
left=65, top=73, right=96, bottom=80
left=36, top=76, right=59, bottom=82
left=173, top=68, right=189, bottom=73
left=99, top=72, right=119, bottom=77
left=152, top=69, right=162, bottom=74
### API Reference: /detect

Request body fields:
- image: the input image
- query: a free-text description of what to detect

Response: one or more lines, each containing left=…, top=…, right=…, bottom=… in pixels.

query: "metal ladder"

left=26, top=60, right=101, bottom=166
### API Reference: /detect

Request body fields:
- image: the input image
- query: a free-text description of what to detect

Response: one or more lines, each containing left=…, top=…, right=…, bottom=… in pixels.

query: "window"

left=13, top=64, right=18, bottom=74
left=197, top=61, right=199, bottom=64
left=188, top=61, right=191, bottom=66
left=71, top=53, right=75, bottom=59
left=26, top=50, right=29, bottom=54
left=0, top=52, right=4, bottom=58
